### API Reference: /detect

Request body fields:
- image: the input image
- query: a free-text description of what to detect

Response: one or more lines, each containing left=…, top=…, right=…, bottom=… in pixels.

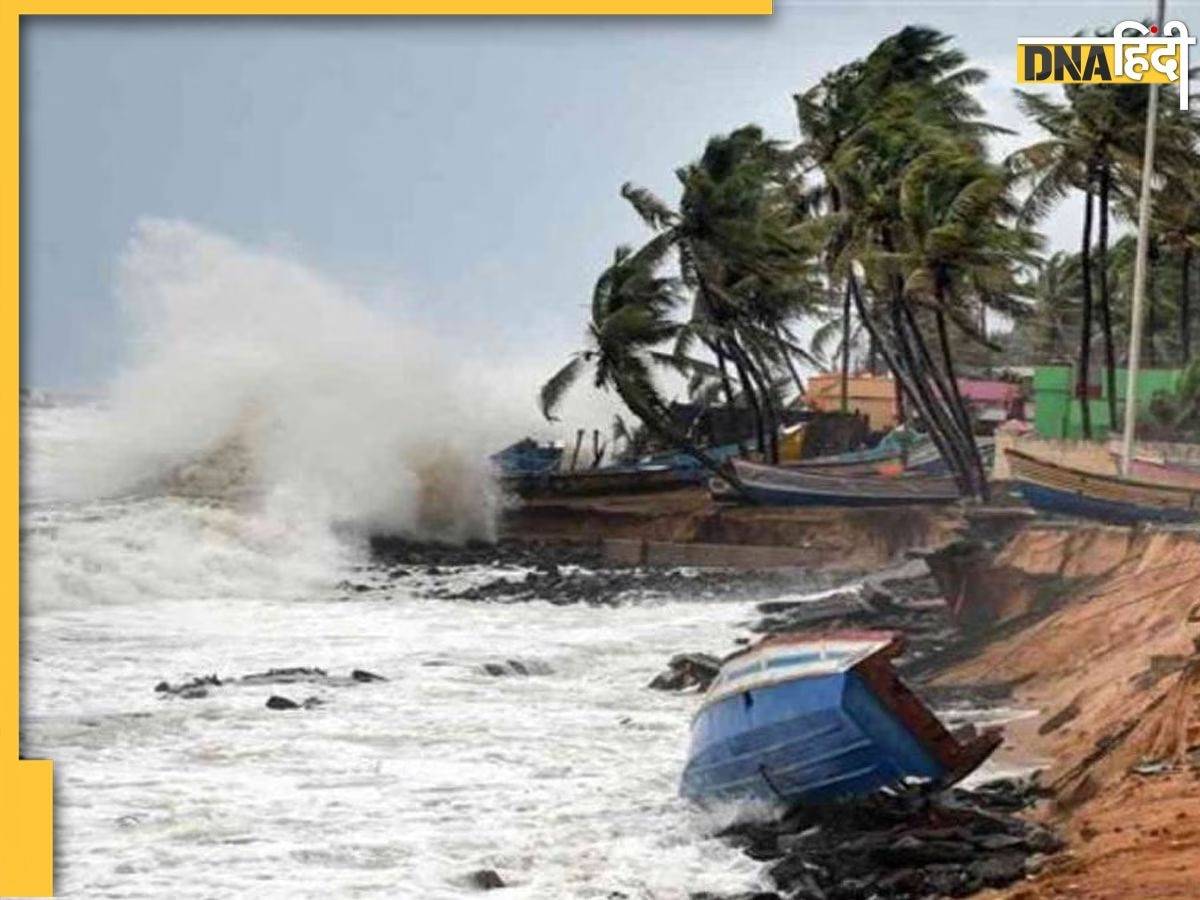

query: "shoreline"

left=369, top=495, right=1200, bottom=899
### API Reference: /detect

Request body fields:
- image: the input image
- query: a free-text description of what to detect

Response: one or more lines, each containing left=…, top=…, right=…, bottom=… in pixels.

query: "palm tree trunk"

left=840, top=278, right=852, bottom=412
left=1098, top=163, right=1118, bottom=431
left=773, top=325, right=807, bottom=397
left=615, top=378, right=742, bottom=489
left=711, top=340, right=747, bottom=455
left=1078, top=188, right=1095, bottom=440
left=893, top=297, right=976, bottom=496
left=848, top=274, right=972, bottom=497
left=1182, top=247, right=1193, bottom=363
left=726, top=339, right=766, bottom=458
left=935, top=307, right=990, bottom=501
left=740, top=342, right=781, bottom=465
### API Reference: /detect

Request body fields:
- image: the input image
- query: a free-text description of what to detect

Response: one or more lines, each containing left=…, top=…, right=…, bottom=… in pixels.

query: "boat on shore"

left=1104, top=449, right=1200, bottom=490
left=503, top=464, right=690, bottom=498
left=1006, top=449, right=1200, bottom=524
left=680, top=631, right=1001, bottom=806
left=714, top=458, right=961, bottom=507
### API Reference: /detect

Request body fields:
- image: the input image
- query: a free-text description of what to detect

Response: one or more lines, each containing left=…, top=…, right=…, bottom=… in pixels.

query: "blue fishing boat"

left=1006, top=449, right=1200, bottom=525
left=490, top=439, right=563, bottom=476
left=681, top=631, right=1000, bottom=806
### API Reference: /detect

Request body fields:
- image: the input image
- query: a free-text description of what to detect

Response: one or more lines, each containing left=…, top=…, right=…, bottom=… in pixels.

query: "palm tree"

left=1011, top=43, right=1196, bottom=435
left=896, top=143, right=1036, bottom=494
left=539, top=241, right=732, bottom=476
left=1020, top=251, right=1082, bottom=362
left=810, top=28, right=1009, bottom=498
left=621, top=125, right=822, bottom=463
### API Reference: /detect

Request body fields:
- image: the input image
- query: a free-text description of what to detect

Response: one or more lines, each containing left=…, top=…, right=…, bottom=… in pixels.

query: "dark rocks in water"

left=648, top=653, right=722, bottom=692
left=370, top=535, right=605, bottom=572
left=265, top=695, right=325, bottom=710
left=467, top=868, right=505, bottom=890
left=373, top=535, right=837, bottom=608
left=155, top=666, right=389, bottom=703
left=479, top=658, right=551, bottom=677
left=711, top=780, right=1060, bottom=900
left=154, top=675, right=221, bottom=697
left=240, top=667, right=329, bottom=685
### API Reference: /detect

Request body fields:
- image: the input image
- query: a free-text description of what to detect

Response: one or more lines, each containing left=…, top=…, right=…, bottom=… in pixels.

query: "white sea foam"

left=22, top=406, right=776, bottom=899
left=18, top=223, right=773, bottom=897
left=46, top=218, right=571, bottom=542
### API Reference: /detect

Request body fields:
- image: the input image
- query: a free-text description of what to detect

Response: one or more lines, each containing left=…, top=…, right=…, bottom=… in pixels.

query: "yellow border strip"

left=1, top=4, right=769, bottom=897
left=4, top=5, right=54, bottom=894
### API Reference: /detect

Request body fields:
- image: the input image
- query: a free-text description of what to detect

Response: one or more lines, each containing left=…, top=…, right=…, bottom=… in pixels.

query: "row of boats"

left=497, top=431, right=1200, bottom=525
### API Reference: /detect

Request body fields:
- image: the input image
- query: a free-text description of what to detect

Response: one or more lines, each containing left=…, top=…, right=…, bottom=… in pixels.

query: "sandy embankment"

left=933, top=527, right=1200, bottom=899
left=504, top=487, right=966, bottom=570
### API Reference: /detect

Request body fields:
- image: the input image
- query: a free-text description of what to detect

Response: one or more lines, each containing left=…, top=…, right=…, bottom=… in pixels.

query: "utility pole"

left=1120, top=0, right=1166, bottom=476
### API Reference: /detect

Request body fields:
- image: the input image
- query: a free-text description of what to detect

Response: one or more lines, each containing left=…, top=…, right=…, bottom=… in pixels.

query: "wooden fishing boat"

left=503, top=464, right=690, bottom=498
left=714, top=458, right=960, bottom=507
left=1006, top=449, right=1200, bottom=524
left=680, top=631, right=1001, bottom=806
left=1105, top=450, right=1200, bottom=490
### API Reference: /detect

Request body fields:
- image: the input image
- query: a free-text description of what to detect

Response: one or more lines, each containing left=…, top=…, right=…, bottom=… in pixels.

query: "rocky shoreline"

left=364, top=534, right=1060, bottom=899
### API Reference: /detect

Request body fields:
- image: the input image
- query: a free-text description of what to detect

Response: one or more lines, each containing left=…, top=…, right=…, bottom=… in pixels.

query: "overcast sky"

left=21, top=2, right=1188, bottom=390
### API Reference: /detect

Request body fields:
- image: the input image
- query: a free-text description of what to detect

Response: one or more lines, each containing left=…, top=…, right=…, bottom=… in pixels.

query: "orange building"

left=806, top=373, right=898, bottom=431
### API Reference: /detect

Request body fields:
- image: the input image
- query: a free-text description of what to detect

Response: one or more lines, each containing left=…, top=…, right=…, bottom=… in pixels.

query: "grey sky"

left=21, top=3, right=1188, bottom=389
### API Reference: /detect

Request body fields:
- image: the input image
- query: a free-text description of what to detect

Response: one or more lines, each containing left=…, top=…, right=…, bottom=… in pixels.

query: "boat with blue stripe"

left=680, top=631, right=1000, bottom=807
left=1006, top=449, right=1200, bottom=525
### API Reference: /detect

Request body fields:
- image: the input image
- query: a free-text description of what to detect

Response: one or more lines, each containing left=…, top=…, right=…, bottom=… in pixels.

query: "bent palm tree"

left=539, top=241, right=734, bottom=478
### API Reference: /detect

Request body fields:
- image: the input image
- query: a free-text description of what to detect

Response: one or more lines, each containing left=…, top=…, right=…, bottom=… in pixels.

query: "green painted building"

left=1033, top=365, right=1180, bottom=439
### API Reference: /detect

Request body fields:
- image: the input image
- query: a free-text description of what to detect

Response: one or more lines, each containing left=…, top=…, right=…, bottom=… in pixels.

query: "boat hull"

left=1015, top=481, right=1199, bottom=525
left=1006, top=449, right=1200, bottom=525
left=681, top=632, right=1000, bottom=808
left=682, top=671, right=943, bottom=805
left=722, top=459, right=960, bottom=507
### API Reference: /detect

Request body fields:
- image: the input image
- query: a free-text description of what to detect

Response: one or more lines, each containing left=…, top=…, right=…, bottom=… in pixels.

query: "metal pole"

left=1120, top=0, right=1166, bottom=476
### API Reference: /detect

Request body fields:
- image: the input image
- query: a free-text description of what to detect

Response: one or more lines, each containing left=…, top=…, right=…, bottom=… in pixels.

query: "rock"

left=648, top=653, right=721, bottom=692
left=241, top=667, right=328, bottom=685
left=467, top=868, right=505, bottom=890
left=479, top=659, right=550, bottom=677
left=974, top=832, right=1025, bottom=852
left=153, top=674, right=221, bottom=697
left=351, top=669, right=387, bottom=682
left=969, top=852, right=1027, bottom=887
left=265, top=695, right=300, bottom=710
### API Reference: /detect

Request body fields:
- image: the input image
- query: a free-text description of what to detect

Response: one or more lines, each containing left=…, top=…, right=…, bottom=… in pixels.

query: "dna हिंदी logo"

left=1017, top=20, right=1196, bottom=110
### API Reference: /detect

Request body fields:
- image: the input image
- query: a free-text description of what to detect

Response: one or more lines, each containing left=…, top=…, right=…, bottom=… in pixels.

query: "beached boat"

left=1006, top=449, right=1200, bottom=524
left=503, top=464, right=688, bottom=498
left=1103, top=450, right=1200, bottom=490
left=715, top=458, right=960, bottom=507
left=680, top=631, right=1001, bottom=806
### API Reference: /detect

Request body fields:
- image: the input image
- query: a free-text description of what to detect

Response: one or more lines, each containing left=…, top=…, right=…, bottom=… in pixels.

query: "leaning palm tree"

left=895, top=143, right=1037, bottom=497
left=539, top=241, right=732, bottom=476
left=621, top=125, right=823, bottom=463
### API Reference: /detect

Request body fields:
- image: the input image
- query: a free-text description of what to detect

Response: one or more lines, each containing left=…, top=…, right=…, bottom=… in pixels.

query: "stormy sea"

left=19, top=220, right=796, bottom=899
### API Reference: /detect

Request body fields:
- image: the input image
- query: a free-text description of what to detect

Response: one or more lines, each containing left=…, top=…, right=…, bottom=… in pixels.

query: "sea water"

left=20, top=400, right=783, bottom=900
